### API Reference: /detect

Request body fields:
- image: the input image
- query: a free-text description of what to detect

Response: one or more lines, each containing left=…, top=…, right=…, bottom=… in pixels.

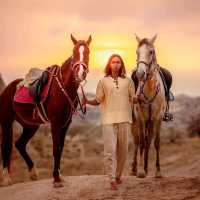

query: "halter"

left=136, top=47, right=155, bottom=80
left=70, top=56, right=89, bottom=74
left=137, top=60, right=152, bottom=71
left=33, top=43, right=89, bottom=126
left=46, top=57, right=88, bottom=128
left=136, top=49, right=160, bottom=105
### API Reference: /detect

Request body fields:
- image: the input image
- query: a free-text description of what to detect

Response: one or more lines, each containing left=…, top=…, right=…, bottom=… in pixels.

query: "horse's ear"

left=135, top=33, right=141, bottom=43
left=149, top=34, right=157, bottom=44
left=71, top=34, right=78, bottom=45
left=86, top=35, right=92, bottom=45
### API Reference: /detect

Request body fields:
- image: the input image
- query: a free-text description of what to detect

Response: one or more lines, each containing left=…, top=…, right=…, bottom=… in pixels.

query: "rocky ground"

left=0, top=135, right=200, bottom=200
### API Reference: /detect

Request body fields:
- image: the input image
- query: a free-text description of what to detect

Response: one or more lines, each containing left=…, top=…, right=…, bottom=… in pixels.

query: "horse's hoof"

left=53, top=181, right=64, bottom=188
left=59, top=175, right=65, bottom=183
left=0, top=169, right=13, bottom=187
left=137, top=170, right=146, bottom=178
left=29, top=166, right=39, bottom=181
left=155, top=171, right=163, bottom=178
left=130, top=170, right=137, bottom=176
left=0, top=178, right=13, bottom=187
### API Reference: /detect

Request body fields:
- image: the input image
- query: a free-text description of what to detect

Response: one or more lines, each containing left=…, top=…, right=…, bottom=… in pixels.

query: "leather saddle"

left=29, top=71, right=49, bottom=105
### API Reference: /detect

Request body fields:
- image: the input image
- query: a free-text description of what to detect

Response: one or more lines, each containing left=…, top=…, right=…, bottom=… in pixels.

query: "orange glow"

left=88, top=34, right=137, bottom=69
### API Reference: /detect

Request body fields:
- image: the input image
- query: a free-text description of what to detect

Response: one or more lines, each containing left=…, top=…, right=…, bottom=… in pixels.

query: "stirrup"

left=163, top=112, right=173, bottom=122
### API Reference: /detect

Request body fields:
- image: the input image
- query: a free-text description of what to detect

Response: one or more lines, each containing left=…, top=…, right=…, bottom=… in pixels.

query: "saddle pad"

left=14, top=66, right=58, bottom=104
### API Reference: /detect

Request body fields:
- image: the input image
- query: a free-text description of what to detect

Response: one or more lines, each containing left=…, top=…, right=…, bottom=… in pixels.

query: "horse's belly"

left=13, top=102, right=45, bottom=125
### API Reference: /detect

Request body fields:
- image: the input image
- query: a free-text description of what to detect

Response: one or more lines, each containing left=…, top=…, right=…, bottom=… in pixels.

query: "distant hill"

left=74, top=93, right=200, bottom=139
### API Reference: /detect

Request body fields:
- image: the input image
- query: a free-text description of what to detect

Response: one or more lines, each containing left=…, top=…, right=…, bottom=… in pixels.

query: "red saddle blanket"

left=14, top=66, right=58, bottom=104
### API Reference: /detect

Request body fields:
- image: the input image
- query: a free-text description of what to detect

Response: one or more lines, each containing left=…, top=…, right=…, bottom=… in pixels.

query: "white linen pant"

left=102, top=122, right=130, bottom=180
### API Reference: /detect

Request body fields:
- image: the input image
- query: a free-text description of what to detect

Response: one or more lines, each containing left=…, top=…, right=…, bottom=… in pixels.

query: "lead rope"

left=56, top=68, right=88, bottom=128
left=47, top=65, right=87, bottom=128
left=80, top=84, right=87, bottom=114
left=138, top=69, right=161, bottom=105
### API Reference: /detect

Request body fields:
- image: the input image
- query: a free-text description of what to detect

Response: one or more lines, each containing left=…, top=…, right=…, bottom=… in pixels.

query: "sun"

left=94, top=49, right=126, bottom=68
left=89, top=34, right=137, bottom=70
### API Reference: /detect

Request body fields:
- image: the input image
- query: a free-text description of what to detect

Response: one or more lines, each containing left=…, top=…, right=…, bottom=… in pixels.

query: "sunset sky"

left=1, top=0, right=200, bottom=95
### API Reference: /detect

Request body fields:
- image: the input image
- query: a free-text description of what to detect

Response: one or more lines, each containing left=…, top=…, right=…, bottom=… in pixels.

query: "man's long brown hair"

left=104, top=54, right=126, bottom=77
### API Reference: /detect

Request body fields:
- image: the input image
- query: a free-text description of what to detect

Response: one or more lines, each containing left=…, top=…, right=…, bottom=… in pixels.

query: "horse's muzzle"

left=136, top=70, right=146, bottom=81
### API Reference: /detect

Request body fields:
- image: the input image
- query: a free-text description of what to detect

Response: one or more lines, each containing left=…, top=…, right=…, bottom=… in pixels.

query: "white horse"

left=131, top=34, right=166, bottom=178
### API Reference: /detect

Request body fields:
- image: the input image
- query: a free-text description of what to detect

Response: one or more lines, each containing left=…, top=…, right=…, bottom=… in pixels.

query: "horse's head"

left=70, top=34, right=92, bottom=82
left=135, top=34, right=157, bottom=82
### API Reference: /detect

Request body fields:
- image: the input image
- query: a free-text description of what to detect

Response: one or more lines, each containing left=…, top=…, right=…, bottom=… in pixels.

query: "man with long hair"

left=82, top=54, right=138, bottom=190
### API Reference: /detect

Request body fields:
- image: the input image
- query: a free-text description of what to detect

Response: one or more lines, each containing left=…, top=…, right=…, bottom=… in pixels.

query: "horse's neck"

left=143, top=67, right=160, bottom=97
left=61, top=57, right=79, bottom=96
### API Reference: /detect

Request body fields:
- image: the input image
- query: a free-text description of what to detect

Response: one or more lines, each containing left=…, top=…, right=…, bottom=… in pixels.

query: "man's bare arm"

left=86, top=99, right=100, bottom=106
left=82, top=96, right=100, bottom=106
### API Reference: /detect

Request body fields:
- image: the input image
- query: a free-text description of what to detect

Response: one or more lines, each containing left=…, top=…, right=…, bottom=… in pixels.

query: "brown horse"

left=0, top=34, right=92, bottom=187
left=131, top=34, right=166, bottom=178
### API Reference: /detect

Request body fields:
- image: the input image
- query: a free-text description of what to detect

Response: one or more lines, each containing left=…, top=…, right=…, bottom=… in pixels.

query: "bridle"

left=70, top=43, right=90, bottom=80
left=70, top=56, right=89, bottom=82
left=47, top=56, right=88, bottom=128
left=70, top=58, right=89, bottom=116
left=136, top=46, right=162, bottom=126
left=136, top=47, right=160, bottom=105
left=137, top=60, right=153, bottom=77
left=71, top=60, right=89, bottom=73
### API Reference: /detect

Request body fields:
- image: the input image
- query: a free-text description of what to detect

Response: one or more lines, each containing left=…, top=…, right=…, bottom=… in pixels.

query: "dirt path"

left=0, top=138, right=200, bottom=200
left=0, top=175, right=200, bottom=200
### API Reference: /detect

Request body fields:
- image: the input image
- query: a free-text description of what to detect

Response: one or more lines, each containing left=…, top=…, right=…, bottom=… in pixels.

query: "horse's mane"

left=61, top=56, right=72, bottom=68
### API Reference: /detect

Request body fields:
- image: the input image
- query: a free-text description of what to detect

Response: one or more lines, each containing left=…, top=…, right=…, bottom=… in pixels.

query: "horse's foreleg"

left=137, top=126, right=146, bottom=178
left=144, top=138, right=150, bottom=175
left=154, top=120, right=162, bottom=178
left=132, top=141, right=139, bottom=176
left=131, top=122, right=139, bottom=176
left=15, top=125, right=39, bottom=180
left=51, top=124, right=65, bottom=187
left=57, top=121, right=71, bottom=182
left=144, top=123, right=153, bottom=175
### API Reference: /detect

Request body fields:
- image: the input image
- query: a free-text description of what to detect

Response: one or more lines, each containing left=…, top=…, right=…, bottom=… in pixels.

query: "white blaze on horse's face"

left=77, top=45, right=86, bottom=81
left=135, top=35, right=157, bottom=81
left=136, top=45, right=149, bottom=80
left=136, top=44, right=154, bottom=81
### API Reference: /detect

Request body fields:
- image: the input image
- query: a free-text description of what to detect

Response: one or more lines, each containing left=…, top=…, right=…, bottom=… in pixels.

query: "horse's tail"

left=0, top=79, right=21, bottom=170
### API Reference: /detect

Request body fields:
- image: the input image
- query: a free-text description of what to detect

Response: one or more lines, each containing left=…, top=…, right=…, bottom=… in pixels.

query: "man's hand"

left=137, top=94, right=146, bottom=103
left=82, top=96, right=99, bottom=106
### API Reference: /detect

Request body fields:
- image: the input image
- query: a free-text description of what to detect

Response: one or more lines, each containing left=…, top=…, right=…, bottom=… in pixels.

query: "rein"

left=137, top=49, right=160, bottom=105
left=138, top=75, right=161, bottom=105
left=48, top=65, right=87, bottom=128
left=137, top=58, right=160, bottom=124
